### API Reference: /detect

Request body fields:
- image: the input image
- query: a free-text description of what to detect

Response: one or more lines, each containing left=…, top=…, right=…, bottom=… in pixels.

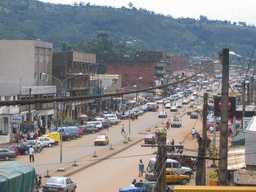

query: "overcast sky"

left=39, top=0, right=256, bottom=26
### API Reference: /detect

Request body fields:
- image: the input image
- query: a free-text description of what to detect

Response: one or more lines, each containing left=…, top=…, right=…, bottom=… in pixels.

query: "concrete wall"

left=0, top=40, right=35, bottom=86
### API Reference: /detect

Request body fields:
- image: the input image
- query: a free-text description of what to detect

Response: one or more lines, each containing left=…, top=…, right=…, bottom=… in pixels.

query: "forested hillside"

left=1, top=0, right=256, bottom=59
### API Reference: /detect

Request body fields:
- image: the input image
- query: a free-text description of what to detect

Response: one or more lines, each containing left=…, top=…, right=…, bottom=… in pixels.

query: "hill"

left=0, top=0, right=256, bottom=59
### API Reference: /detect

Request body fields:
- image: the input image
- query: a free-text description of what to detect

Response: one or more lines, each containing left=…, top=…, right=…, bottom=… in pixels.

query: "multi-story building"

left=0, top=40, right=56, bottom=142
left=52, top=51, right=98, bottom=119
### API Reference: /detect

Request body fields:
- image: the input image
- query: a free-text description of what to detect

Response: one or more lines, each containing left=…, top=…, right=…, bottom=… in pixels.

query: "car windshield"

left=157, top=129, right=163, bottom=131
left=96, top=136, right=105, bottom=139
left=173, top=118, right=179, bottom=121
left=146, top=134, right=154, bottom=138
left=48, top=177, right=65, bottom=184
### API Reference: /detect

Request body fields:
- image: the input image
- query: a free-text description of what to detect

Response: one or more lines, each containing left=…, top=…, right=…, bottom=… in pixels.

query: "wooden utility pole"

left=219, top=48, right=229, bottom=186
left=242, top=81, right=246, bottom=129
left=196, top=93, right=208, bottom=185
left=155, top=135, right=167, bottom=192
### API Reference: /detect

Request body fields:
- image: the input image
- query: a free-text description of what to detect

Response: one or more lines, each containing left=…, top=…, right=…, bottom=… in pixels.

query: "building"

left=172, top=70, right=195, bottom=77
left=52, top=51, right=98, bottom=119
left=0, top=40, right=55, bottom=142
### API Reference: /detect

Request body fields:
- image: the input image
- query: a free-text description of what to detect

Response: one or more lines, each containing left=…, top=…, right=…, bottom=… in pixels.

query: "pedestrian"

left=121, top=124, right=125, bottom=134
left=178, top=142, right=183, bottom=154
left=29, top=131, right=34, bottom=140
left=138, top=159, right=144, bottom=177
left=191, top=128, right=196, bottom=139
left=29, top=146, right=35, bottom=162
left=171, top=139, right=175, bottom=151
left=34, top=131, right=38, bottom=138
left=130, top=180, right=136, bottom=188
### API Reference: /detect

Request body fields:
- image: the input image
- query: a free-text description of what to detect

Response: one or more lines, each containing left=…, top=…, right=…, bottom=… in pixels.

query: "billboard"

left=214, top=97, right=236, bottom=118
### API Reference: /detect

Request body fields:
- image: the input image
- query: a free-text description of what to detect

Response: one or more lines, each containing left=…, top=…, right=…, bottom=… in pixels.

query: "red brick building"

left=105, top=60, right=155, bottom=89
left=170, top=57, right=189, bottom=72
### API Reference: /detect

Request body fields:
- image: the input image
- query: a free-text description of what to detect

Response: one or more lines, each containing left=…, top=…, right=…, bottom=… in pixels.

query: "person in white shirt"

left=29, top=147, right=35, bottom=162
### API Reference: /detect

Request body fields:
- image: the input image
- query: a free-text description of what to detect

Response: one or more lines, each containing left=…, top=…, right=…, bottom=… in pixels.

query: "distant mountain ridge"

left=0, top=0, right=255, bottom=59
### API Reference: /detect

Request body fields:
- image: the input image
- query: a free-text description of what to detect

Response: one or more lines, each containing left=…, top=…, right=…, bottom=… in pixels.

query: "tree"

left=128, top=2, right=133, bottom=8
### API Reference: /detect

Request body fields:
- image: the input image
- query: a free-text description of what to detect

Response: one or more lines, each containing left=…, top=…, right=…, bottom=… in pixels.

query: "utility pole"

left=219, top=48, right=229, bottom=186
left=196, top=92, right=208, bottom=185
left=242, top=81, right=246, bottom=129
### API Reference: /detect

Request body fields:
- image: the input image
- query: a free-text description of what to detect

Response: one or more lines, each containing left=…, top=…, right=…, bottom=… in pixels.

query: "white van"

left=103, top=114, right=121, bottom=125
left=86, top=121, right=103, bottom=130
left=145, top=158, right=192, bottom=181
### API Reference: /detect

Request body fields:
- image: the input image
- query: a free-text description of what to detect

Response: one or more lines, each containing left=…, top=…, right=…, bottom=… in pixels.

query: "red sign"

left=218, top=100, right=232, bottom=111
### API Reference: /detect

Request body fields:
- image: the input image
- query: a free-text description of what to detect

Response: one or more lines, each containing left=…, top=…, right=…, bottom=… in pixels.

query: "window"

left=173, top=163, right=180, bottom=168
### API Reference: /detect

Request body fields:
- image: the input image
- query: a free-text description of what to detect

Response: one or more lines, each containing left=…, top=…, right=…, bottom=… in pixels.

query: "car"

left=171, top=117, right=182, bottom=127
left=176, top=103, right=182, bottom=108
left=170, top=106, right=178, bottom=112
left=101, top=121, right=109, bottom=129
left=60, top=132, right=72, bottom=141
left=207, top=122, right=221, bottom=130
left=24, top=140, right=43, bottom=153
left=155, top=128, right=167, bottom=136
left=146, top=158, right=192, bottom=180
left=182, top=99, right=189, bottom=105
left=167, top=153, right=197, bottom=171
left=0, top=148, right=17, bottom=160
left=189, top=96, right=195, bottom=101
left=145, top=169, right=189, bottom=185
left=187, top=109, right=192, bottom=115
left=36, top=137, right=56, bottom=147
left=12, top=143, right=30, bottom=155
left=80, top=124, right=99, bottom=134
left=1, top=146, right=19, bottom=155
left=164, top=103, right=172, bottom=109
left=78, top=128, right=84, bottom=137
left=158, top=111, right=167, bottom=118
left=86, top=121, right=103, bottom=130
left=144, top=134, right=157, bottom=144
left=94, top=134, right=109, bottom=146
left=190, top=112, right=199, bottom=119
left=42, top=176, right=76, bottom=192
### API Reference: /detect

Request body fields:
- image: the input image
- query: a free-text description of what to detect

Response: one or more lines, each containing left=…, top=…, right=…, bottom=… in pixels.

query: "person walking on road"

left=121, top=124, right=125, bottom=134
left=139, top=159, right=144, bottom=177
left=29, top=146, right=35, bottom=162
left=191, top=128, right=196, bottom=139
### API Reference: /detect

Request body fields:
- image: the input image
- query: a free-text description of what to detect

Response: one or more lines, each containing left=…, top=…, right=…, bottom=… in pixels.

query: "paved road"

left=13, top=93, right=203, bottom=176
left=69, top=102, right=203, bottom=192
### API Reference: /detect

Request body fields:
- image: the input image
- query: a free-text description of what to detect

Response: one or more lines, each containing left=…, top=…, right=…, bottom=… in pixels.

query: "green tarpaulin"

left=232, top=130, right=246, bottom=146
left=0, top=161, right=35, bottom=192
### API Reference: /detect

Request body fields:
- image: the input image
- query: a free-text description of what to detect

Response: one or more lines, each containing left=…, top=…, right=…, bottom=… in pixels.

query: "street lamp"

left=42, top=72, right=83, bottom=164
left=122, top=77, right=142, bottom=141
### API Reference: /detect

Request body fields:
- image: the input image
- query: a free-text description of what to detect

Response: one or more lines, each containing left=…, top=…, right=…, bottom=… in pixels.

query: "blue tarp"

left=119, top=187, right=147, bottom=192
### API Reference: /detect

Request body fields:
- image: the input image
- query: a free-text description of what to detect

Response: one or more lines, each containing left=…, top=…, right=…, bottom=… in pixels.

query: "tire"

left=4, top=156, right=10, bottom=161
left=48, top=143, right=52, bottom=147
left=192, top=163, right=197, bottom=171
left=67, top=137, right=71, bottom=141
left=24, top=151, right=29, bottom=155
left=72, top=136, right=76, bottom=140
left=185, top=172, right=191, bottom=180
left=37, top=148, right=41, bottom=153
left=181, top=179, right=187, bottom=185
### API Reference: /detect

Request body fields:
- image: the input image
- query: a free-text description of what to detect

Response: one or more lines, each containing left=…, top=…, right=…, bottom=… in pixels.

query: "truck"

left=0, top=161, right=41, bottom=192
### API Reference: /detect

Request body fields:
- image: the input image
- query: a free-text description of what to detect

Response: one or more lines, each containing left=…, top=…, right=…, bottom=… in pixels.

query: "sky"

left=39, top=0, right=256, bottom=26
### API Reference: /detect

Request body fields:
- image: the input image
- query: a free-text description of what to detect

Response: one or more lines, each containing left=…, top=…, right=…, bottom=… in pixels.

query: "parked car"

left=24, top=140, right=43, bottom=153
left=80, top=124, right=99, bottom=134
left=94, top=134, right=109, bottom=146
left=207, top=122, right=221, bottom=130
left=189, top=97, right=195, bottom=101
left=171, top=118, right=182, bottom=128
left=145, top=158, right=192, bottom=181
left=182, top=99, right=190, bottom=105
left=170, top=106, right=178, bottom=112
left=101, top=121, right=109, bottom=129
left=57, top=126, right=80, bottom=139
left=12, top=143, right=30, bottom=155
left=86, top=121, right=103, bottom=130
left=144, top=134, right=157, bottom=144
left=0, top=148, right=17, bottom=160
left=190, top=112, right=199, bottom=119
left=158, top=111, right=167, bottom=118
left=43, top=176, right=76, bottom=192
left=1, top=145, right=19, bottom=155
left=103, top=114, right=121, bottom=125
left=78, top=128, right=84, bottom=137
left=167, top=153, right=197, bottom=171
left=60, top=132, right=72, bottom=141
left=36, top=137, right=56, bottom=147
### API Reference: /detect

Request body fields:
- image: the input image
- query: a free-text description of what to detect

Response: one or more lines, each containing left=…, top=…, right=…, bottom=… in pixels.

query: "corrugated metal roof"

left=228, top=147, right=245, bottom=171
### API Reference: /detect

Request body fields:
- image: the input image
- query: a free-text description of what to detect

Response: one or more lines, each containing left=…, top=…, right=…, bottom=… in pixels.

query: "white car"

left=189, top=97, right=195, bottom=101
left=165, top=103, right=172, bottom=109
left=176, top=103, right=182, bottom=108
left=170, top=106, right=178, bottom=112
left=171, top=118, right=182, bottom=127
left=36, top=137, right=55, bottom=147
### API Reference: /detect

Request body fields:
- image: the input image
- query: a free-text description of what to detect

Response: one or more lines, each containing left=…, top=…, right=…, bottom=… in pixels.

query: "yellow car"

left=166, top=169, right=189, bottom=185
left=155, top=128, right=167, bottom=136
left=94, top=134, right=109, bottom=146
